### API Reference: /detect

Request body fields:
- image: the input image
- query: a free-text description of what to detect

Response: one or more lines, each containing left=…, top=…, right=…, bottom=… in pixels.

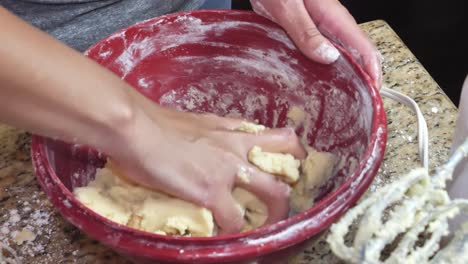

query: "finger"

left=250, top=0, right=277, bottom=22
left=210, top=192, right=245, bottom=235
left=210, top=117, right=307, bottom=158
left=271, top=0, right=340, bottom=64
left=304, top=0, right=382, bottom=88
left=235, top=166, right=291, bottom=225
left=362, top=53, right=383, bottom=89
left=246, top=127, right=307, bottom=159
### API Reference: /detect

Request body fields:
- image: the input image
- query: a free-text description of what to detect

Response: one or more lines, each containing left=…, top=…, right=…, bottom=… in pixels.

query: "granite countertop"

left=0, top=20, right=459, bottom=263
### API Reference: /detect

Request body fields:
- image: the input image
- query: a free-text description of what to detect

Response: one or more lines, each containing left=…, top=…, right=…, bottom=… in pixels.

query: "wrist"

left=99, top=88, right=164, bottom=162
left=95, top=87, right=141, bottom=157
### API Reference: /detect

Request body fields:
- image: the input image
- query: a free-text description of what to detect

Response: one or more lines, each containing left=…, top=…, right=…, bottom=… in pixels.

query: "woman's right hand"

left=107, top=92, right=307, bottom=234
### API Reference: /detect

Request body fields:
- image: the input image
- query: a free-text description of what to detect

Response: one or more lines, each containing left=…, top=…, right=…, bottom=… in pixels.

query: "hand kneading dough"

left=74, top=122, right=336, bottom=237
left=290, top=150, right=337, bottom=213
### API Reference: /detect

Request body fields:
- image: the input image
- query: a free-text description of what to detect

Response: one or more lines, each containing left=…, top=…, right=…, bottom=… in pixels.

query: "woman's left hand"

left=250, top=0, right=382, bottom=88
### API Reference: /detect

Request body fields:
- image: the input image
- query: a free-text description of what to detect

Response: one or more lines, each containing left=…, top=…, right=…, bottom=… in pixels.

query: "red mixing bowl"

left=31, top=10, right=387, bottom=264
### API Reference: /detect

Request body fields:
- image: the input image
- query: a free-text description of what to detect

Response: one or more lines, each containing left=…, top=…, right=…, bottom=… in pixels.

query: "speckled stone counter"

left=0, top=20, right=459, bottom=263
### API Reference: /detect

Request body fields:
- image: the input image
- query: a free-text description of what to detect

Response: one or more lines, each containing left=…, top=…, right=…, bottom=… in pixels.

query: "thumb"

left=272, top=0, right=340, bottom=64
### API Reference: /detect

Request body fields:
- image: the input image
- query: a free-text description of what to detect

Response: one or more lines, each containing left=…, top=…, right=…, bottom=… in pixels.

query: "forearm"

left=0, top=7, right=139, bottom=153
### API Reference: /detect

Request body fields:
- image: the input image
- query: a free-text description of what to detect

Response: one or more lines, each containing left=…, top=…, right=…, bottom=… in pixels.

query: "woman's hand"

left=108, top=93, right=307, bottom=234
left=251, top=0, right=382, bottom=88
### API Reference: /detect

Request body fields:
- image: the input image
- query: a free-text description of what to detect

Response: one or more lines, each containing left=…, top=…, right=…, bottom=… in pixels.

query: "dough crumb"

left=235, top=121, right=266, bottom=134
left=248, top=146, right=301, bottom=183
left=287, top=106, right=306, bottom=125
left=13, top=228, right=36, bottom=245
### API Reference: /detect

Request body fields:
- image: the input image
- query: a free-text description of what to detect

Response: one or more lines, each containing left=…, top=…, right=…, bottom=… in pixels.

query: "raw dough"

left=75, top=165, right=270, bottom=237
left=233, top=188, right=268, bottom=232
left=235, top=121, right=266, bottom=134
left=290, top=150, right=337, bottom=213
left=237, top=121, right=303, bottom=183
left=287, top=106, right=306, bottom=125
left=75, top=167, right=214, bottom=237
left=248, top=146, right=301, bottom=183
left=13, top=228, right=36, bottom=245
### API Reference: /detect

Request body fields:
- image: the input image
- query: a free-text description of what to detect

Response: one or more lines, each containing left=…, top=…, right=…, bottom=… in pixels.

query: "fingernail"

left=314, top=42, right=340, bottom=64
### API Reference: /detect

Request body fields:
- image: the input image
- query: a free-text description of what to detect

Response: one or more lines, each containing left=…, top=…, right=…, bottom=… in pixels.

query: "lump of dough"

left=13, top=228, right=36, bottom=245
left=248, top=146, right=301, bottom=183
left=233, top=188, right=268, bottom=232
left=237, top=121, right=302, bottom=183
left=74, top=186, right=132, bottom=225
left=290, top=149, right=337, bottom=213
left=74, top=166, right=272, bottom=237
left=236, top=121, right=301, bottom=183
left=133, top=198, right=214, bottom=237
left=235, top=121, right=266, bottom=134
left=287, top=106, right=306, bottom=125
left=74, top=167, right=215, bottom=236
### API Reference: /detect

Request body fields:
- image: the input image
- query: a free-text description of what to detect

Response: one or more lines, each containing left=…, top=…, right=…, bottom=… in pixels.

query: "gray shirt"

left=1, top=0, right=205, bottom=51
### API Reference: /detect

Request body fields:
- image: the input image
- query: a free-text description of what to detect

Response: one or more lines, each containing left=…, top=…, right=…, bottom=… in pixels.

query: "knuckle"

left=275, top=0, right=299, bottom=13
left=201, top=175, right=213, bottom=189
left=301, top=27, right=322, bottom=42
left=219, top=151, right=239, bottom=164
left=273, top=127, right=297, bottom=147
left=201, top=113, right=218, bottom=121
left=278, top=0, right=295, bottom=7
left=274, top=182, right=291, bottom=199
left=233, top=218, right=244, bottom=232
left=204, top=197, right=216, bottom=210
left=282, top=127, right=297, bottom=141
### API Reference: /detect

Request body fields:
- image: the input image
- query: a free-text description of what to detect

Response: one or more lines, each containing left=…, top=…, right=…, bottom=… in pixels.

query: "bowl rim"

left=31, top=9, right=387, bottom=262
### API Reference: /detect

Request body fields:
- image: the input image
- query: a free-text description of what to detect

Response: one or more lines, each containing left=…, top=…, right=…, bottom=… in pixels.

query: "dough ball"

left=248, top=146, right=301, bottom=183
